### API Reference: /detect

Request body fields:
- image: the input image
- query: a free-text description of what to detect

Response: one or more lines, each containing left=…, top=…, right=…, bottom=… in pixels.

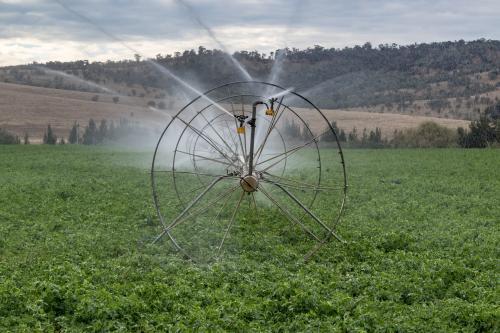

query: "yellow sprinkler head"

left=237, top=126, right=246, bottom=134
left=265, top=108, right=275, bottom=116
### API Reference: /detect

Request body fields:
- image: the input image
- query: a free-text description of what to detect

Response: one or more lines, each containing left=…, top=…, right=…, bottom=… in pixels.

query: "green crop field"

left=0, top=145, right=498, bottom=332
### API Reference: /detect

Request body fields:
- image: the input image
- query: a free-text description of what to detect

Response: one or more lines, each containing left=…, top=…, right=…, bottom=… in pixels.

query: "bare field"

left=317, top=109, right=469, bottom=136
left=0, top=82, right=470, bottom=142
left=0, top=82, right=168, bottom=142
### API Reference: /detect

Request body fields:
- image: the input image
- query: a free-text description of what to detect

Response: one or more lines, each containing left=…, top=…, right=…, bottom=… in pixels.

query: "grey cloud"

left=0, top=0, right=499, bottom=50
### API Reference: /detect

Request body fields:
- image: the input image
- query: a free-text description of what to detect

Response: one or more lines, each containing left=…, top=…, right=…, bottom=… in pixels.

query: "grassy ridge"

left=0, top=146, right=498, bottom=331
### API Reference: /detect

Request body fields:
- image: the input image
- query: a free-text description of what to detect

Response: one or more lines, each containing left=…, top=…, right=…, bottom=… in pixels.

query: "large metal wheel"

left=151, top=81, right=347, bottom=262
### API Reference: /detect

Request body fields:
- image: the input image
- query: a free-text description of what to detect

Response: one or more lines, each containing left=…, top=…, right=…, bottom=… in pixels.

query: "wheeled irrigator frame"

left=150, top=81, right=348, bottom=262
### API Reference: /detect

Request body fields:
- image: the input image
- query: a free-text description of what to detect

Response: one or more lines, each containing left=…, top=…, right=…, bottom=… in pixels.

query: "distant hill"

left=0, top=82, right=166, bottom=143
left=1, top=39, right=499, bottom=120
left=0, top=82, right=469, bottom=143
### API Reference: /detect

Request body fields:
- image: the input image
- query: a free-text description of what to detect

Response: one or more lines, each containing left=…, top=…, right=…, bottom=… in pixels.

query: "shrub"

left=43, top=124, right=57, bottom=145
left=0, top=128, right=20, bottom=144
left=392, top=122, right=456, bottom=148
left=458, top=102, right=499, bottom=148
left=68, top=122, right=79, bottom=144
left=82, top=119, right=97, bottom=145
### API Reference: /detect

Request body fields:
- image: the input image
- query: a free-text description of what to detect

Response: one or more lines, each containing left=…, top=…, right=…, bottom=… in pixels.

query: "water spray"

left=33, top=65, right=118, bottom=95
left=54, top=0, right=234, bottom=118
left=151, top=81, right=348, bottom=262
left=54, top=0, right=347, bottom=263
left=174, top=0, right=254, bottom=81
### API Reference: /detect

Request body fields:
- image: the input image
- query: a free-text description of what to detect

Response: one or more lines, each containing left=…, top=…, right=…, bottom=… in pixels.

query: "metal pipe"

left=248, top=101, right=264, bottom=175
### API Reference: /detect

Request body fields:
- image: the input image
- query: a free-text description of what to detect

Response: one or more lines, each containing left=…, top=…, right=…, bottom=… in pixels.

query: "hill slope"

left=1, top=39, right=499, bottom=121
left=0, top=82, right=469, bottom=142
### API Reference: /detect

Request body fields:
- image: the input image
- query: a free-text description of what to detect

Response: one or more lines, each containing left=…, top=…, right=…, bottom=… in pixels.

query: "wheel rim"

left=151, top=81, right=347, bottom=262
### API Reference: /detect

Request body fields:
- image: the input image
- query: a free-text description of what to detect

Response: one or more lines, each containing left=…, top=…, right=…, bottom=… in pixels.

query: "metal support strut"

left=248, top=101, right=265, bottom=175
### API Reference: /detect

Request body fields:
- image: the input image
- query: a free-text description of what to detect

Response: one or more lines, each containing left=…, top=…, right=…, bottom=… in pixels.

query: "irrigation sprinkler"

left=151, top=81, right=347, bottom=262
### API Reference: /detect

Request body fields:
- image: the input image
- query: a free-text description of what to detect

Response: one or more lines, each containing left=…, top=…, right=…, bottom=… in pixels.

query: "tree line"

left=12, top=118, right=152, bottom=146
left=306, top=102, right=499, bottom=148
left=2, top=101, right=499, bottom=148
left=2, top=39, right=499, bottom=112
left=318, top=104, right=499, bottom=148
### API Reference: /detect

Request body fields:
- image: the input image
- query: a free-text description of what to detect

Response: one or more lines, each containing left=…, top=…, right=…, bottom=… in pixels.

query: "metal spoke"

left=304, top=199, right=347, bottom=262
left=265, top=179, right=343, bottom=242
left=175, top=115, right=237, bottom=168
left=189, top=116, right=242, bottom=176
left=253, top=96, right=285, bottom=164
left=224, top=120, right=239, bottom=153
left=152, top=176, right=231, bottom=244
left=251, top=192, right=258, bottom=219
left=261, top=171, right=342, bottom=191
left=198, top=111, right=239, bottom=158
left=176, top=150, right=234, bottom=168
left=150, top=82, right=347, bottom=261
left=260, top=179, right=342, bottom=192
left=171, top=183, right=241, bottom=231
left=186, top=123, right=236, bottom=167
left=156, top=169, right=240, bottom=179
left=188, top=150, right=229, bottom=157
left=161, top=182, right=240, bottom=223
left=256, top=133, right=327, bottom=174
left=210, top=186, right=236, bottom=225
left=163, top=182, right=212, bottom=200
left=217, top=190, right=245, bottom=256
left=256, top=127, right=330, bottom=168
left=177, top=114, right=229, bottom=155
left=258, top=185, right=321, bottom=242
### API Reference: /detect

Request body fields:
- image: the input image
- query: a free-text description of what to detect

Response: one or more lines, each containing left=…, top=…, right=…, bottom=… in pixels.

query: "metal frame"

left=151, top=81, right=348, bottom=262
left=171, top=94, right=292, bottom=207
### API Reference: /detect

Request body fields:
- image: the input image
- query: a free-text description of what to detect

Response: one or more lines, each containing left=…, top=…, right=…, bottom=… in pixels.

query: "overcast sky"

left=1, top=0, right=499, bottom=66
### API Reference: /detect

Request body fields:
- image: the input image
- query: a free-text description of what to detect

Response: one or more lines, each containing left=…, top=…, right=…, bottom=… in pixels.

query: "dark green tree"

left=348, top=127, right=359, bottom=143
left=368, top=127, right=383, bottom=145
left=82, top=119, right=97, bottom=145
left=68, top=122, right=79, bottom=144
left=282, top=120, right=303, bottom=140
left=361, top=128, right=368, bottom=145
left=458, top=116, right=496, bottom=148
left=97, top=119, right=108, bottom=143
left=339, top=129, right=347, bottom=142
left=43, top=124, right=57, bottom=144
left=322, top=121, right=341, bottom=142
left=108, top=121, right=116, bottom=141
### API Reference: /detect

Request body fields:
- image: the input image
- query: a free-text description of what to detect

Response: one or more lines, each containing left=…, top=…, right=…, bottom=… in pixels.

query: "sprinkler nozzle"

left=266, top=98, right=278, bottom=116
left=235, top=114, right=248, bottom=134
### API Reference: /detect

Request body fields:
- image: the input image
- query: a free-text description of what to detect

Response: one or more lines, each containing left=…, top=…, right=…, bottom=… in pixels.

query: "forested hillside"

left=1, top=39, right=499, bottom=119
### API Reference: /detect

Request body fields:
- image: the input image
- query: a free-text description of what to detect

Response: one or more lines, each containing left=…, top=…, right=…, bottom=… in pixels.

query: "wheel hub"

left=240, top=174, right=259, bottom=192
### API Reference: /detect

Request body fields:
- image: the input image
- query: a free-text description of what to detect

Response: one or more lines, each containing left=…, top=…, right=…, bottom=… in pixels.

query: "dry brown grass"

left=0, top=82, right=470, bottom=143
left=275, top=106, right=469, bottom=139
left=0, top=82, right=168, bottom=142
left=318, top=109, right=469, bottom=138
